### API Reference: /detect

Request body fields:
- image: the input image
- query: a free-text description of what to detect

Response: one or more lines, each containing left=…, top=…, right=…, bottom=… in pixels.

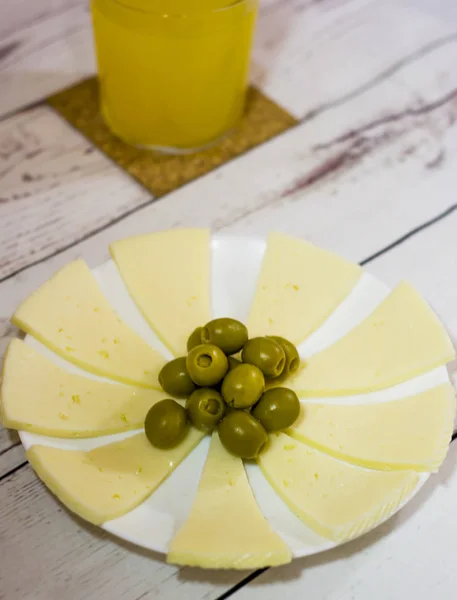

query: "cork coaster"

left=48, top=78, right=297, bottom=197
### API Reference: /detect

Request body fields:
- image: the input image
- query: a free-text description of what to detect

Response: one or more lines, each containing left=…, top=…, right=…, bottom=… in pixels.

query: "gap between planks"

left=1, top=203, right=457, bottom=600
left=1, top=74, right=455, bottom=284
left=1, top=200, right=457, bottom=476
left=3, top=20, right=457, bottom=281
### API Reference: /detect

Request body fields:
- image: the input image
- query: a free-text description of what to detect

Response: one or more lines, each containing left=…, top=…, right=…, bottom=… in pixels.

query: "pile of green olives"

left=144, top=318, right=302, bottom=459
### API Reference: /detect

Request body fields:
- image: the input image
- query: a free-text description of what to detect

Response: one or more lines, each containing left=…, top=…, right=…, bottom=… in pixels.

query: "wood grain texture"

left=233, top=444, right=457, bottom=600
left=2, top=0, right=457, bottom=120
left=0, top=0, right=94, bottom=118
left=2, top=66, right=457, bottom=597
left=0, top=106, right=152, bottom=280
left=0, top=439, right=24, bottom=480
left=252, top=0, right=457, bottom=117
left=1, top=69, right=457, bottom=374
left=1, top=141, right=457, bottom=591
left=1, top=117, right=456, bottom=468
left=0, top=465, right=244, bottom=600
left=367, top=206, right=457, bottom=391
left=2, top=3, right=457, bottom=281
left=2, top=0, right=457, bottom=598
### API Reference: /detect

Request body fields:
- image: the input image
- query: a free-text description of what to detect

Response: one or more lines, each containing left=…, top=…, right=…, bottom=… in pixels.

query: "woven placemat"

left=48, top=78, right=297, bottom=197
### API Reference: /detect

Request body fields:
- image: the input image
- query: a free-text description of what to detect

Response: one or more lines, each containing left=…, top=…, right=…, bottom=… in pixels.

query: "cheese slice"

left=247, top=232, right=361, bottom=343
left=11, top=260, right=166, bottom=388
left=26, top=429, right=204, bottom=525
left=290, top=383, right=455, bottom=472
left=167, top=433, right=291, bottom=569
left=1, top=339, right=167, bottom=438
left=289, top=281, right=455, bottom=396
left=258, top=432, right=419, bottom=542
left=110, top=229, right=211, bottom=356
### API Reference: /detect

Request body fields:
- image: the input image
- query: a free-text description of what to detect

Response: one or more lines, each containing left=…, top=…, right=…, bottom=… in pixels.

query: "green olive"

left=187, top=327, right=203, bottom=352
left=158, top=357, right=196, bottom=398
left=144, top=399, right=188, bottom=449
left=201, top=318, right=248, bottom=355
left=221, top=363, right=264, bottom=409
left=186, top=344, right=228, bottom=386
left=252, top=387, right=300, bottom=431
left=268, top=336, right=300, bottom=377
left=186, top=388, right=226, bottom=432
left=241, top=337, right=286, bottom=379
left=218, top=411, right=268, bottom=459
left=209, top=356, right=241, bottom=391
left=227, top=355, right=242, bottom=372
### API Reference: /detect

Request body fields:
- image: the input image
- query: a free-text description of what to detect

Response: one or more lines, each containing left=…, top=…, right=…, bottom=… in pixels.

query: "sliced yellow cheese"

left=290, top=383, right=455, bottom=472
left=258, top=433, right=419, bottom=542
left=247, top=232, right=362, bottom=343
left=289, top=281, right=455, bottom=396
left=26, top=429, right=204, bottom=525
left=110, top=229, right=211, bottom=356
left=167, top=433, right=291, bottom=569
left=11, top=260, right=166, bottom=388
left=1, top=339, right=166, bottom=438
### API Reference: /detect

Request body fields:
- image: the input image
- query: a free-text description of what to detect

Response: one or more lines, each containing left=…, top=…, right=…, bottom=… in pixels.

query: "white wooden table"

left=2, top=1, right=457, bottom=598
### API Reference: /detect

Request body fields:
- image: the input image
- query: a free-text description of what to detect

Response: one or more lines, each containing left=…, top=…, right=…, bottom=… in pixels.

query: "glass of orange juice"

left=91, top=0, right=259, bottom=153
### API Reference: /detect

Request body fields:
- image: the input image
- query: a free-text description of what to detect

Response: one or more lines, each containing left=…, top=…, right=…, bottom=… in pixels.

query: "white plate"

left=19, top=233, right=448, bottom=559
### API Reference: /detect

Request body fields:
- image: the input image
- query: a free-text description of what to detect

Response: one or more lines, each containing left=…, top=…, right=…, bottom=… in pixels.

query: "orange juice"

left=91, top=0, right=259, bottom=151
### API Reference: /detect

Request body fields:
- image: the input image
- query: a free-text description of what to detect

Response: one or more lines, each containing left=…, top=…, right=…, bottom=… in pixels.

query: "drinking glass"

left=91, top=0, right=259, bottom=153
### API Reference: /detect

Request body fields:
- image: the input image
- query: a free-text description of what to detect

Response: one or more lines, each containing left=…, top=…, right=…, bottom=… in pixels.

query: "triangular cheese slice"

left=247, top=232, right=361, bottom=343
left=26, top=429, right=204, bottom=525
left=290, top=384, right=455, bottom=472
left=11, top=260, right=166, bottom=388
left=289, top=282, right=455, bottom=396
left=1, top=339, right=166, bottom=438
left=167, top=433, right=291, bottom=569
left=110, top=229, right=211, bottom=356
left=258, top=433, right=419, bottom=542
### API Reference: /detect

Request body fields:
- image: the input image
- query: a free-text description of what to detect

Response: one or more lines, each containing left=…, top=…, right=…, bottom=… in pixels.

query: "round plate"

left=19, top=233, right=447, bottom=559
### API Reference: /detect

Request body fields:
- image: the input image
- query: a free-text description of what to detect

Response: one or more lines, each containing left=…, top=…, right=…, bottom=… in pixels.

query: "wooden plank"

left=1, top=141, right=456, bottom=598
left=2, top=11, right=457, bottom=281
left=0, top=145, right=456, bottom=599
left=0, top=0, right=94, bottom=118
left=233, top=443, right=457, bottom=600
left=0, top=464, right=244, bottom=600
left=2, top=0, right=457, bottom=120
left=1, top=3, right=457, bottom=597
left=252, top=0, right=457, bottom=117
left=367, top=205, right=457, bottom=390
left=1, top=64, right=457, bottom=311
left=0, top=0, right=82, bottom=39
left=0, top=106, right=152, bottom=280
left=1, top=97, right=457, bottom=473
left=3, top=117, right=457, bottom=594
left=1, top=29, right=457, bottom=473
left=0, top=440, right=24, bottom=480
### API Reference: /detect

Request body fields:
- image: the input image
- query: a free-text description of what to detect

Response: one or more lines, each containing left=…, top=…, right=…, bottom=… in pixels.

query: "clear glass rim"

left=103, top=0, right=256, bottom=18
